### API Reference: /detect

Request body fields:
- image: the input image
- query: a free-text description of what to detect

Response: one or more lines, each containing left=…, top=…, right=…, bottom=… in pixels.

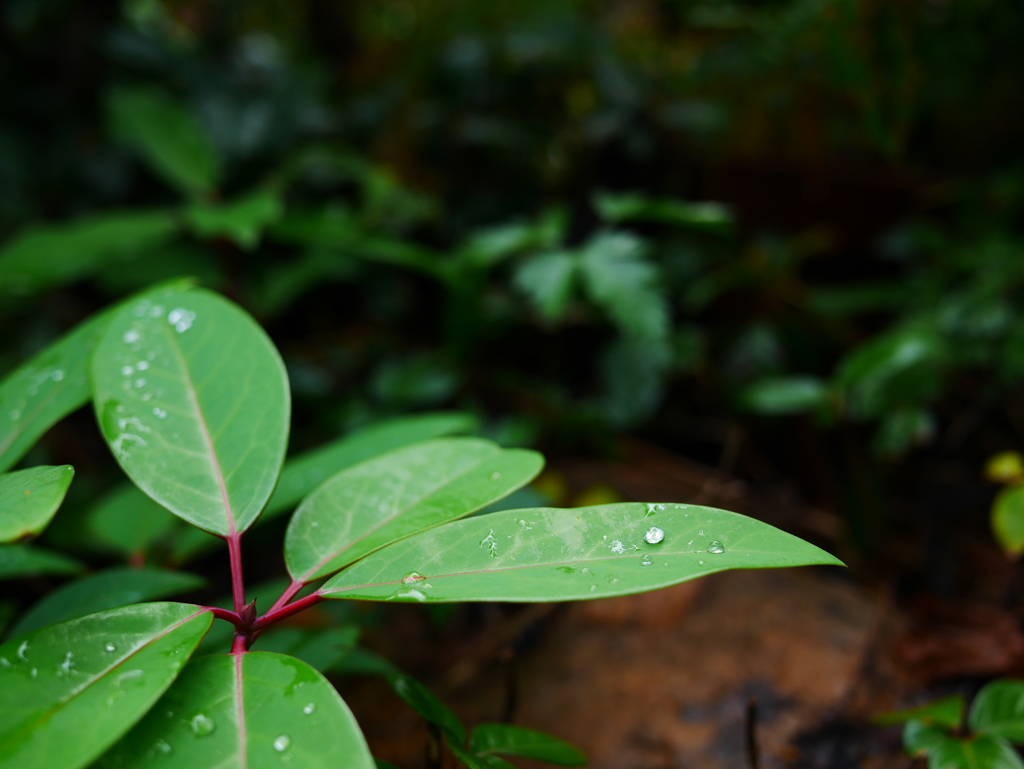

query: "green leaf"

left=0, top=602, right=212, bottom=769
left=6, top=567, right=205, bottom=638
left=85, top=484, right=180, bottom=556
left=286, top=438, right=544, bottom=583
left=593, top=190, right=732, bottom=233
left=451, top=747, right=517, bottom=769
left=166, top=412, right=479, bottom=562
left=96, top=652, right=375, bottom=769
left=375, top=760, right=402, bottom=769
left=107, top=86, right=220, bottom=197
left=471, top=723, right=586, bottom=766
left=91, top=287, right=290, bottom=536
left=0, top=465, right=74, bottom=542
left=875, top=694, right=965, bottom=728
left=185, top=188, right=284, bottom=250
left=389, top=673, right=465, bottom=745
left=992, top=488, right=1024, bottom=557
left=739, top=376, right=831, bottom=416
left=0, top=280, right=195, bottom=472
left=871, top=406, right=936, bottom=458
left=0, top=210, right=179, bottom=299
left=514, top=251, right=578, bottom=322
left=322, top=502, right=843, bottom=603
left=970, top=680, right=1024, bottom=742
left=904, top=722, right=1024, bottom=769
left=0, top=544, right=83, bottom=580
left=578, top=231, right=669, bottom=342
left=252, top=626, right=360, bottom=673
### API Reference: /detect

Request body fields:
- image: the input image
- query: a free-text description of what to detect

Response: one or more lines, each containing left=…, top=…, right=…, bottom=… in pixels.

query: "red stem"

left=231, top=633, right=248, bottom=655
left=267, top=578, right=305, bottom=614
left=252, top=592, right=325, bottom=631
left=226, top=533, right=246, bottom=614
left=204, top=606, right=243, bottom=626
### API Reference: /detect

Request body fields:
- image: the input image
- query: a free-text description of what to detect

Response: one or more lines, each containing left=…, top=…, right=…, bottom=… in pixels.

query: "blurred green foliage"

left=2, top=0, right=1024, bottom=547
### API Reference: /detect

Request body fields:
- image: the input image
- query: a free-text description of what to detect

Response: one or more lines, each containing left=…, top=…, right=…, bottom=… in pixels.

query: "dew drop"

left=302, top=702, right=316, bottom=715
left=706, top=540, right=725, bottom=554
left=104, top=642, right=117, bottom=653
left=402, top=572, right=426, bottom=584
left=644, top=526, right=665, bottom=545
left=490, top=471, right=502, bottom=481
left=134, top=378, right=147, bottom=388
left=51, top=370, right=64, bottom=381
left=136, top=361, right=149, bottom=371
left=123, top=330, right=140, bottom=344
left=121, top=366, right=133, bottom=376
left=154, top=739, right=172, bottom=755
left=17, top=641, right=29, bottom=661
left=273, top=735, right=291, bottom=752
left=395, top=588, right=427, bottom=602
left=609, top=540, right=626, bottom=554
left=698, top=560, right=705, bottom=566
left=30, top=667, right=37, bottom=678
left=641, top=555, right=654, bottom=566
left=0, top=658, right=8, bottom=668
left=152, top=407, right=167, bottom=419
left=589, top=585, right=597, bottom=592
left=517, top=519, right=534, bottom=530
left=189, top=713, right=216, bottom=736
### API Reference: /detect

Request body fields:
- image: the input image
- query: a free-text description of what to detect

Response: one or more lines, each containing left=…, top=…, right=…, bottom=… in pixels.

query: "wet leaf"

left=0, top=544, right=83, bottom=580
left=286, top=438, right=544, bottom=583
left=470, top=723, right=586, bottom=766
left=7, top=567, right=205, bottom=638
left=91, top=287, right=290, bottom=536
left=0, top=465, right=74, bottom=542
left=322, top=502, right=843, bottom=603
left=0, top=602, right=212, bottom=769
left=96, top=652, right=375, bottom=769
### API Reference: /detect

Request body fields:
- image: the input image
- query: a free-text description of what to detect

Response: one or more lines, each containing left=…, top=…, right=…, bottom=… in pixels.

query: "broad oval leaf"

left=969, top=679, right=1024, bottom=742
left=166, top=411, right=478, bottom=563
left=903, top=722, right=1023, bottom=769
left=0, top=544, right=83, bottom=580
left=0, top=602, right=212, bottom=769
left=7, top=567, right=206, bottom=638
left=321, top=503, right=843, bottom=603
left=92, top=288, right=290, bottom=536
left=0, top=465, right=74, bottom=542
left=470, top=723, right=586, bottom=766
left=85, top=484, right=179, bottom=557
left=96, top=651, right=375, bottom=769
left=286, top=438, right=544, bottom=583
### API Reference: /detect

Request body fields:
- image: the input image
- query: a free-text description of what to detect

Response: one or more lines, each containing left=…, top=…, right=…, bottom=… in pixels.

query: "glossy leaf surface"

left=322, top=503, right=843, bottom=603
left=85, top=484, right=180, bottom=556
left=904, top=723, right=1023, bottom=769
left=286, top=438, right=543, bottom=582
left=97, top=652, right=375, bottom=769
left=0, top=465, right=74, bottom=542
left=0, top=544, right=83, bottom=580
left=7, top=567, right=205, bottom=638
left=470, top=724, right=586, bottom=766
left=969, top=679, right=1024, bottom=742
left=92, top=288, right=290, bottom=536
left=0, top=602, right=211, bottom=769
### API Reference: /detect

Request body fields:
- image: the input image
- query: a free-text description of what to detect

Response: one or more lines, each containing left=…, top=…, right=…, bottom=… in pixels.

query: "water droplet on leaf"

left=273, top=735, right=291, bottom=752
left=104, top=643, right=116, bottom=653
left=189, top=713, right=216, bottom=736
left=706, top=540, right=725, bottom=554
left=303, top=703, right=316, bottom=715
left=644, top=526, right=665, bottom=545
left=402, top=572, right=426, bottom=584
left=641, top=555, right=654, bottom=566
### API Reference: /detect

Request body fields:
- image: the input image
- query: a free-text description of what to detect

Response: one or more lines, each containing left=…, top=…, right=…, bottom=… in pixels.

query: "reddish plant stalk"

left=267, top=578, right=305, bottom=614
left=226, top=533, right=246, bottom=615
left=231, top=633, right=248, bottom=655
left=204, top=606, right=243, bottom=626
left=252, top=592, right=325, bottom=631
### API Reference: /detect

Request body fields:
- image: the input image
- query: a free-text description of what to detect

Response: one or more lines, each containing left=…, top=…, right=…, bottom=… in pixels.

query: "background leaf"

left=0, top=465, right=74, bottom=542
left=84, top=484, right=180, bottom=557
left=992, top=487, right=1024, bottom=557
left=286, top=438, right=544, bottom=582
left=107, top=86, right=220, bottom=197
left=185, top=188, right=283, bottom=250
left=969, top=679, right=1024, bottom=742
left=0, top=544, right=83, bottom=580
left=97, top=652, right=376, bottom=769
left=875, top=694, right=965, bottom=728
left=514, top=251, right=578, bottom=322
left=6, top=567, right=205, bottom=639
left=470, top=723, right=586, bottom=766
left=252, top=626, right=360, bottom=673
left=0, top=602, right=212, bottom=769
left=903, top=722, right=1023, bottom=769
left=92, top=287, right=290, bottom=536
left=739, top=376, right=831, bottom=416
left=322, top=502, right=843, bottom=603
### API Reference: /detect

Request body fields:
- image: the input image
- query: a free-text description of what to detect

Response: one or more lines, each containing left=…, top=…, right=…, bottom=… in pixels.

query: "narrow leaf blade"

left=0, top=602, right=212, bottom=769
left=875, top=694, right=964, bottom=729
left=0, top=465, right=74, bottom=542
left=7, top=567, right=205, bottom=638
left=92, top=287, right=290, bottom=535
left=471, top=723, right=586, bottom=766
left=85, top=484, right=180, bottom=556
left=96, top=652, right=376, bottom=769
left=322, top=503, right=843, bottom=603
left=286, top=438, right=544, bottom=582
left=0, top=544, right=83, bottom=580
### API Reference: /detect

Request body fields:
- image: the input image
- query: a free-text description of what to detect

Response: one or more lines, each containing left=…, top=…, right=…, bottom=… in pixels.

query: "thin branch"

left=267, top=578, right=306, bottom=615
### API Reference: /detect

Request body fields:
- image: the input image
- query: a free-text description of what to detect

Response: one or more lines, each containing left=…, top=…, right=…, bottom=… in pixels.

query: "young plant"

left=0, top=284, right=842, bottom=769
left=879, top=681, right=1024, bottom=769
